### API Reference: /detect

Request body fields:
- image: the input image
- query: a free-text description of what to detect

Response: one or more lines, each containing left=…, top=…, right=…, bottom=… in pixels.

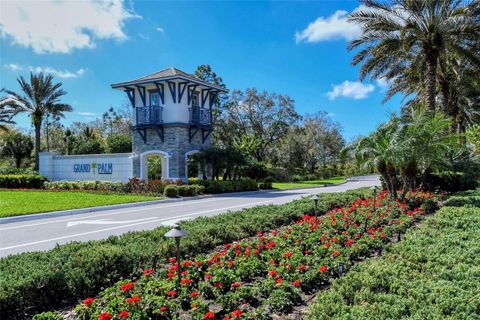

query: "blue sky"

left=0, top=0, right=401, bottom=141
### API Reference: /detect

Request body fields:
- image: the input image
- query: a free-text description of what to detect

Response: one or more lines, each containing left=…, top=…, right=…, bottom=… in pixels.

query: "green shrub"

left=0, top=174, right=46, bottom=188
left=176, top=185, right=196, bottom=196
left=196, top=178, right=259, bottom=194
left=423, top=171, right=478, bottom=192
left=0, top=189, right=371, bottom=319
left=44, top=180, right=125, bottom=192
left=32, top=312, right=63, bottom=320
left=163, top=185, right=179, bottom=197
left=258, top=180, right=273, bottom=189
left=306, top=205, right=480, bottom=320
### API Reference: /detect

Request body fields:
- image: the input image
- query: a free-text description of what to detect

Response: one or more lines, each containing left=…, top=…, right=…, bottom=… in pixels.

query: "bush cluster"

left=192, top=178, right=259, bottom=194
left=0, top=189, right=371, bottom=319
left=44, top=180, right=125, bottom=192
left=0, top=174, right=46, bottom=188
left=64, top=191, right=435, bottom=320
left=306, top=202, right=479, bottom=320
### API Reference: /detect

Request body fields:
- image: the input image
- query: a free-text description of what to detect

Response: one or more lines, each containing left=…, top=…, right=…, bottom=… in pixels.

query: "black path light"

left=312, top=195, right=320, bottom=219
left=164, top=224, right=188, bottom=288
left=338, top=261, right=346, bottom=277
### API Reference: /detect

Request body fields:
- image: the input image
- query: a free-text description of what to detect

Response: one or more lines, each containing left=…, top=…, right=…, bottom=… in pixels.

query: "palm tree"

left=0, top=73, right=72, bottom=170
left=349, top=116, right=401, bottom=198
left=0, top=104, right=15, bottom=131
left=348, top=0, right=480, bottom=112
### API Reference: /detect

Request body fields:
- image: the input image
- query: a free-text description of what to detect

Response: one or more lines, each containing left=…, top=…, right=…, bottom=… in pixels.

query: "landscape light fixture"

left=338, top=261, right=346, bottom=277
left=312, top=195, right=320, bottom=219
left=164, top=224, right=188, bottom=287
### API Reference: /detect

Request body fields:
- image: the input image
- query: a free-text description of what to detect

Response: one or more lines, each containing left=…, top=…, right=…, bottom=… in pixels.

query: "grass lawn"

left=0, top=190, right=160, bottom=218
left=272, top=176, right=346, bottom=189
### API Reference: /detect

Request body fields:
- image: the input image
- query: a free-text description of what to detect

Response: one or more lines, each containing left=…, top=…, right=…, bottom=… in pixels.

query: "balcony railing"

left=189, top=108, right=212, bottom=127
left=136, top=106, right=163, bottom=127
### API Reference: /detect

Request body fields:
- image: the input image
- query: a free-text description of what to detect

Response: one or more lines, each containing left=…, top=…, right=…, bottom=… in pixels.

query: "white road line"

left=0, top=200, right=273, bottom=251
left=66, top=217, right=158, bottom=227
left=0, top=197, right=233, bottom=231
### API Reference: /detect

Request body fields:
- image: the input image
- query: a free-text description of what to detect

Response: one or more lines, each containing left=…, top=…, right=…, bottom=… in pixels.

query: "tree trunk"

left=426, top=58, right=437, bottom=113
left=15, top=156, right=22, bottom=168
left=34, top=122, right=41, bottom=171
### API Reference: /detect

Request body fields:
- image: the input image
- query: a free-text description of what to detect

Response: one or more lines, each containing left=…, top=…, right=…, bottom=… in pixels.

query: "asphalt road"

left=0, top=175, right=379, bottom=257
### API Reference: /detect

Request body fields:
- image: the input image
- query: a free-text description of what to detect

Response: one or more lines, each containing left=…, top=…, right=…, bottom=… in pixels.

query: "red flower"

left=319, top=265, right=328, bottom=273
left=143, top=268, right=154, bottom=276
left=324, top=243, right=331, bottom=249
left=224, top=317, right=231, bottom=320
left=205, top=274, right=212, bottom=280
left=181, top=278, right=192, bottom=285
left=275, top=278, right=283, bottom=284
left=125, top=296, right=141, bottom=304
left=191, top=291, right=200, bottom=298
left=98, top=313, right=112, bottom=320
left=167, top=290, right=177, bottom=297
left=83, top=297, right=94, bottom=306
left=232, top=309, right=243, bottom=318
left=169, top=257, right=176, bottom=263
left=214, top=282, right=223, bottom=287
left=160, top=306, right=168, bottom=312
left=333, top=250, right=341, bottom=258
left=203, top=312, right=215, bottom=319
left=120, top=282, right=134, bottom=292
left=183, top=261, right=193, bottom=267
left=292, top=280, right=302, bottom=287
left=118, top=310, right=129, bottom=319
left=283, top=252, right=292, bottom=258
left=268, top=270, right=278, bottom=277
left=297, top=265, right=307, bottom=272
left=231, top=282, right=241, bottom=288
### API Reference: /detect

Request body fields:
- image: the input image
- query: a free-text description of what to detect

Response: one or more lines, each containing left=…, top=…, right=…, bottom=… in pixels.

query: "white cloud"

left=156, top=27, right=165, bottom=34
left=376, top=77, right=392, bottom=91
left=327, top=81, right=375, bottom=100
left=4, top=63, right=87, bottom=78
left=0, top=0, right=140, bottom=54
left=77, top=112, right=96, bottom=116
left=295, top=7, right=362, bottom=43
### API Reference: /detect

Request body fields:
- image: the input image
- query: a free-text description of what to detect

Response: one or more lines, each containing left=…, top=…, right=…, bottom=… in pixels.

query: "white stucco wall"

left=39, top=152, right=133, bottom=182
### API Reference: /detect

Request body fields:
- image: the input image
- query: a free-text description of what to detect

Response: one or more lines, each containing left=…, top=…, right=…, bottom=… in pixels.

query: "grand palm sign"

left=73, top=162, right=113, bottom=174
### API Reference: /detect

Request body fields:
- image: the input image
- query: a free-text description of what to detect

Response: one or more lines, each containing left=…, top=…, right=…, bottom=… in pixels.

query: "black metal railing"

left=189, top=108, right=212, bottom=127
left=136, top=106, right=163, bottom=126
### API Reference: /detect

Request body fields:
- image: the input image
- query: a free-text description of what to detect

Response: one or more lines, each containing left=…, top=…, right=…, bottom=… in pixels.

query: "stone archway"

left=139, top=150, right=170, bottom=181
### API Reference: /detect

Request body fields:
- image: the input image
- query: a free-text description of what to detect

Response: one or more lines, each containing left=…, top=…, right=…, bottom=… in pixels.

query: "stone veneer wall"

left=132, top=123, right=211, bottom=180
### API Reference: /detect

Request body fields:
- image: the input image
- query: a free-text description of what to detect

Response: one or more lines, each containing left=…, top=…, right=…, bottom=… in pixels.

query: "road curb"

left=0, top=178, right=357, bottom=225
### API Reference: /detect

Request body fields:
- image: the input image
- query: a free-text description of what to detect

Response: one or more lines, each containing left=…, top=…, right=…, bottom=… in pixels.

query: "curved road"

left=0, top=175, right=379, bottom=257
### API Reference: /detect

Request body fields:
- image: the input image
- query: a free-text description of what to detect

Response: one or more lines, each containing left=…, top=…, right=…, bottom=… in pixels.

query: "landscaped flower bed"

left=70, top=191, right=435, bottom=320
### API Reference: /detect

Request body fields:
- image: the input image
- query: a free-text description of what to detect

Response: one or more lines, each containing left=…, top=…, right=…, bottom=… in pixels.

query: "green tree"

left=348, top=0, right=480, bottom=112
left=106, top=134, right=132, bottom=153
left=1, top=131, right=33, bottom=168
left=0, top=72, right=72, bottom=170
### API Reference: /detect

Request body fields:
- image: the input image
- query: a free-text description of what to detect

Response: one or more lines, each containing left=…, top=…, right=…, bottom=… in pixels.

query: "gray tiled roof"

left=111, top=67, right=227, bottom=92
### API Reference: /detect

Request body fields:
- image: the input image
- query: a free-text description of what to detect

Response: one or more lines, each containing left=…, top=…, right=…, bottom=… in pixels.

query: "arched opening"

left=185, top=150, right=201, bottom=180
left=140, top=150, right=170, bottom=181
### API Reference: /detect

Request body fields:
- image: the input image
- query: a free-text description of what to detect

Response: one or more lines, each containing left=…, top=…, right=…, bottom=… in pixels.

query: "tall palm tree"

left=0, top=73, right=72, bottom=170
left=348, top=0, right=480, bottom=112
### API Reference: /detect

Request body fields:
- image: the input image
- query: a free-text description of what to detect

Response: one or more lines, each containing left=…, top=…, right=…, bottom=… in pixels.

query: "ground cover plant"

left=271, top=176, right=345, bottom=190
left=65, top=190, right=435, bottom=319
left=0, top=189, right=371, bottom=319
left=306, top=201, right=480, bottom=319
left=0, top=190, right=158, bottom=218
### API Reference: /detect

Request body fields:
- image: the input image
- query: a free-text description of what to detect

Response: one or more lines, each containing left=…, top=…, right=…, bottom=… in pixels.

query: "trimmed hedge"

left=163, top=185, right=205, bottom=197
left=0, top=188, right=371, bottom=319
left=306, top=205, right=480, bottom=320
left=0, top=174, right=46, bottom=188
left=44, top=180, right=125, bottom=192
left=192, top=178, right=259, bottom=194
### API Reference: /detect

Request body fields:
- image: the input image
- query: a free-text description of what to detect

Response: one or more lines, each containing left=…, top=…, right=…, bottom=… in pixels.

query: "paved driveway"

left=0, top=175, right=379, bottom=257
